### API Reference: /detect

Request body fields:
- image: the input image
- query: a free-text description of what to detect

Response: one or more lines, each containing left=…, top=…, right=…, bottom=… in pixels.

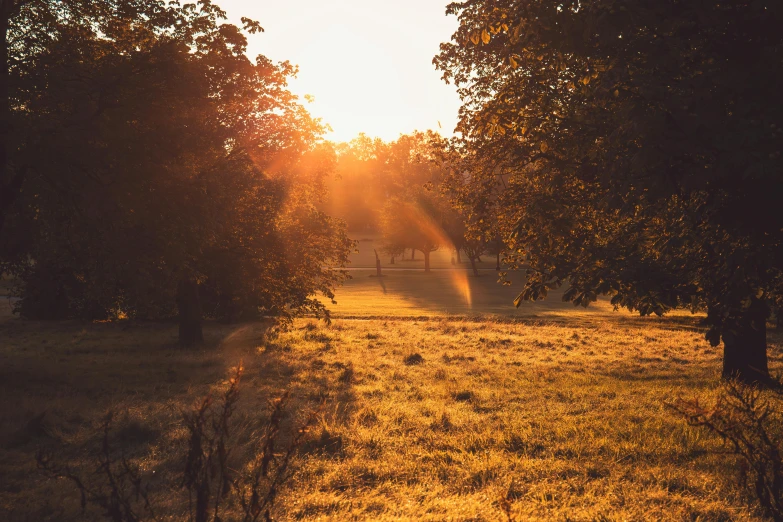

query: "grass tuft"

left=403, top=353, right=424, bottom=365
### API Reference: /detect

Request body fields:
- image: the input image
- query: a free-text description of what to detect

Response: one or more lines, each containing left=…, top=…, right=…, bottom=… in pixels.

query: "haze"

left=5, top=1, right=781, bottom=520
left=217, top=0, right=462, bottom=142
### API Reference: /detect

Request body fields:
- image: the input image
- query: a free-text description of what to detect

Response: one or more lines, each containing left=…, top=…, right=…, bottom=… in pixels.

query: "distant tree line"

left=324, top=131, right=506, bottom=274
left=0, top=0, right=352, bottom=345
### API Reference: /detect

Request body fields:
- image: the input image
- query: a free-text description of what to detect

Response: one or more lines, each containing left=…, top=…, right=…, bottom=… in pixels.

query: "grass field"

left=1, top=271, right=781, bottom=520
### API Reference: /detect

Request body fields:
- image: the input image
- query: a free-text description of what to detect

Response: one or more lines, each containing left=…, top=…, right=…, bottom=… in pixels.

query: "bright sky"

left=217, top=0, right=462, bottom=143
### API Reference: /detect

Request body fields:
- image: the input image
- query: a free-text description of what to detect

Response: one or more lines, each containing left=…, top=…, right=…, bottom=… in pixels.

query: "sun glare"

left=401, top=201, right=473, bottom=308
left=218, top=0, right=462, bottom=142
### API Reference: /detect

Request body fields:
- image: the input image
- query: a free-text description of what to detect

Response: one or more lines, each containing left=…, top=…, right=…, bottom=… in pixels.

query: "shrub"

left=37, top=365, right=316, bottom=522
left=669, top=379, right=783, bottom=520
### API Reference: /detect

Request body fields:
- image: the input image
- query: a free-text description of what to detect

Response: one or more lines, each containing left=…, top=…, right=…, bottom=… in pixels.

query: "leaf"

left=509, top=55, right=518, bottom=68
left=241, top=17, right=264, bottom=34
left=513, top=292, right=524, bottom=308
left=540, top=141, right=549, bottom=153
left=481, top=29, right=491, bottom=44
left=470, top=32, right=480, bottom=45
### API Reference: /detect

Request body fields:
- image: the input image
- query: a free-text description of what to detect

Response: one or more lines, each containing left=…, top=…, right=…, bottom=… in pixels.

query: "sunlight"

left=400, top=201, right=473, bottom=308
left=8, top=0, right=776, bottom=518
left=292, top=24, right=406, bottom=140
left=218, top=0, right=461, bottom=141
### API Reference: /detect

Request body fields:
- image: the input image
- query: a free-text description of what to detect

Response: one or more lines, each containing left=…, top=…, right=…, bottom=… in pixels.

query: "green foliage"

left=436, top=0, right=783, bottom=377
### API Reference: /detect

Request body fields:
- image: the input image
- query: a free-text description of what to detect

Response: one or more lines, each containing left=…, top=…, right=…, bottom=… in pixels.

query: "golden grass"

left=2, top=310, right=782, bottom=521
left=321, top=269, right=700, bottom=327
left=0, top=319, right=299, bottom=520
left=275, top=317, right=783, bottom=521
left=0, top=269, right=778, bottom=521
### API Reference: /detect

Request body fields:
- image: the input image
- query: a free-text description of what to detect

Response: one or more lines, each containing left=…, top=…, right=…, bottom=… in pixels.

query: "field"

left=1, top=264, right=781, bottom=521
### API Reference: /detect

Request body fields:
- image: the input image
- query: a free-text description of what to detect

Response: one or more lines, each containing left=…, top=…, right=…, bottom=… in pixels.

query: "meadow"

left=1, top=262, right=781, bottom=521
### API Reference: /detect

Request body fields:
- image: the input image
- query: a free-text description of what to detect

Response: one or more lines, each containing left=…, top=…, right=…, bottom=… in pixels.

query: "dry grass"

left=3, top=313, right=782, bottom=521
left=0, top=319, right=314, bottom=521
left=272, top=317, right=783, bottom=521
left=2, top=276, right=782, bottom=520
left=320, top=269, right=701, bottom=326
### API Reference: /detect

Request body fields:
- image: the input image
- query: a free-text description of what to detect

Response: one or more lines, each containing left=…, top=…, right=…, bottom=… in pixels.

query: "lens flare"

left=398, top=201, right=472, bottom=308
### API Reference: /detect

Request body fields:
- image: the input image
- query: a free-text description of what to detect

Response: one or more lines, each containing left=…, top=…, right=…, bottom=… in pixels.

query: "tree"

left=380, top=188, right=446, bottom=273
left=0, top=0, right=352, bottom=345
left=379, top=241, right=405, bottom=265
left=324, top=134, right=390, bottom=234
left=436, top=0, right=783, bottom=382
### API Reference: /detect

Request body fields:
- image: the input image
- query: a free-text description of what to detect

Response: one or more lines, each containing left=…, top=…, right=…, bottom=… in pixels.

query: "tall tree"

left=0, top=0, right=352, bottom=344
left=436, top=0, right=783, bottom=382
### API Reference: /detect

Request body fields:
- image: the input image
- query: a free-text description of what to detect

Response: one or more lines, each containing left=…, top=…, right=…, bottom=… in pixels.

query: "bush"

left=37, top=365, right=316, bottom=522
left=669, top=380, right=783, bottom=520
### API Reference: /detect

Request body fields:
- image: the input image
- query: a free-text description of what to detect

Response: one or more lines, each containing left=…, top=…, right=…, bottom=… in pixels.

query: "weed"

left=37, top=413, right=157, bottom=522
left=669, top=379, right=783, bottom=520
left=453, top=390, right=474, bottom=402
left=36, top=364, right=316, bottom=522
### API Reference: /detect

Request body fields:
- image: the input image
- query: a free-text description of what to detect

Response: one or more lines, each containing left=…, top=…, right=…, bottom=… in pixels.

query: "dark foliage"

left=436, top=0, right=783, bottom=381
left=0, top=1, right=352, bottom=342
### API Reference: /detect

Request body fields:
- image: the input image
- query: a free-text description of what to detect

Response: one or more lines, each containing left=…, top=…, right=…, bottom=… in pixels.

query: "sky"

left=217, top=0, right=462, bottom=143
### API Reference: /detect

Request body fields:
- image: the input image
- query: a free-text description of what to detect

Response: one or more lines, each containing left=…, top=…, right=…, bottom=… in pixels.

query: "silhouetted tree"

left=436, top=0, right=783, bottom=382
left=0, top=0, right=352, bottom=345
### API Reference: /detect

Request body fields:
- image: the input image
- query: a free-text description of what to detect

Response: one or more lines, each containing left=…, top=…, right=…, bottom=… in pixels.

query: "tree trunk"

left=390, top=255, right=395, bottom=265
left=374, top=249, right=382, bottom=277
left=423, top=250, right=430, bottom=272
left=469, top=256, right=479, bottom=277
left=722, top=297, right=769, bottom=383
left=411, top=249, right=415, bottom=260
left=456, top=249, right=462, bottom=263
left=0, top=5, right=12, bottom=237
left=496, top=252, right=501, bottom=271
left=177, top=278, right=204, bottom=348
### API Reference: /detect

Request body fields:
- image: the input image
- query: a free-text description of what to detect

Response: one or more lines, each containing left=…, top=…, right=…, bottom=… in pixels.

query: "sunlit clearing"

left=399, top=201, right=472, bottom=308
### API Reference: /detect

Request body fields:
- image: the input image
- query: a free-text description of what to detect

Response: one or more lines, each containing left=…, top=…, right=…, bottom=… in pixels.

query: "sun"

left=217, top=0, right=461, bottom=142
left=288, top=23, right=408, bottom=142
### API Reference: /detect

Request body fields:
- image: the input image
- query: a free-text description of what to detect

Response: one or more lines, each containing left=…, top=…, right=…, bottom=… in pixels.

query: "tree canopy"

left=436, top=0, right=783, bottom=381
left=0, top=0, right=352, bottom=342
